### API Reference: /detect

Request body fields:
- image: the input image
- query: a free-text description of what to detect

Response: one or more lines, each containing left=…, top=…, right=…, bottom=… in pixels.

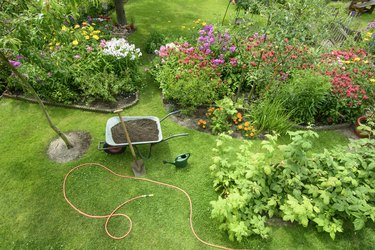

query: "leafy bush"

left=210, top=130, right=375, bottom=241
left=145, top=31, right=166, bottom=54
left=277, top=70, right=331, bottom=124
left=152, top=25, right=239, bottom=108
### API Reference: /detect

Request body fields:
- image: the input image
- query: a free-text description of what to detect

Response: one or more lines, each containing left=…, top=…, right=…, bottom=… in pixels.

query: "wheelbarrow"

left=98, top=111, right=188, bottom=159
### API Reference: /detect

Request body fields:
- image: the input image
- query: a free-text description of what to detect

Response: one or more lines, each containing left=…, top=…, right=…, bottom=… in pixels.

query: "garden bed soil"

left=47, top=131, right=91, bottom=163
left=164, top=103, right=359, bottom=140
left=111, top=119, right=159, bottom=143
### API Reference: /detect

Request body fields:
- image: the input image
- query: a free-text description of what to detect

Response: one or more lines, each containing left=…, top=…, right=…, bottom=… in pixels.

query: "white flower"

left=102, top=38, right=142, bottom=60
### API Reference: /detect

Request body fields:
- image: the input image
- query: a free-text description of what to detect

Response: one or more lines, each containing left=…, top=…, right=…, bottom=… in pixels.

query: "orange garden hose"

left=63, top=163, right=248, bottom=250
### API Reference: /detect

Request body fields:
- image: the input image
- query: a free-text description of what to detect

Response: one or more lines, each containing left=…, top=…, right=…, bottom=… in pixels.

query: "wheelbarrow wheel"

left=103, top=142, right=126, bottom=154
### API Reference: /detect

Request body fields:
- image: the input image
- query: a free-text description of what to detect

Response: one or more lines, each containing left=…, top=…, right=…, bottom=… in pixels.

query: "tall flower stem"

left=0, top=51, right=73, bottom=149
left=222, top=0, right=232, bottom=26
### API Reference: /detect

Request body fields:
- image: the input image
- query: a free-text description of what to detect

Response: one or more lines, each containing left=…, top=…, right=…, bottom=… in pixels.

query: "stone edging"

left=293, top=122, right=352, bottom=131
left=2, top=92, right=139, bottom=113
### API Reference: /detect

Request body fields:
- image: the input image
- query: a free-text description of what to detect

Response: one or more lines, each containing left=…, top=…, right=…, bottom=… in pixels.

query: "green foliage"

left=277, top=70, right=331, bottom=124
left=207, top=97, right=238, bottom=134
left=257, top=0, right=347, bottom=46
left=145, top=31, right=166, bottom=54
left=251, top=98, right=293, bottom=134
left=6, top=22, right=141, bottom=104
left=210, top=130, right=375, bottom=241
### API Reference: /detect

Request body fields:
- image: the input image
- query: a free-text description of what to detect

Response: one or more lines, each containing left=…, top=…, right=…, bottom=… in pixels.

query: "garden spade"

left=114, top=109, right=145, bottom=176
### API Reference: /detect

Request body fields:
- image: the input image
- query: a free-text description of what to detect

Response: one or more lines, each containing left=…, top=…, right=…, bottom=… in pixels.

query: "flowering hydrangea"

left=102, top=38, right=142, bottom=60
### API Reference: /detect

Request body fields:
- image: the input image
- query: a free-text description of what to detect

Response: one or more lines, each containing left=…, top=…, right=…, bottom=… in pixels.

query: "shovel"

left=114, top=109, right=145, bottom=176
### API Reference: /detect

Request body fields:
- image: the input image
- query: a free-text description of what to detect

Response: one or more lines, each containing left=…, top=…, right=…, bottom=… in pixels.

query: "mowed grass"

left=1, top=1, right=375, bottom=249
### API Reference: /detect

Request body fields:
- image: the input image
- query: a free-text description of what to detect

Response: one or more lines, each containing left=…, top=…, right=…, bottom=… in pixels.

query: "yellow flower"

left=92, top=35, right=100, bottom=40
left=353, top=57, right=361, bottom=61
left=49, top=46, right=54, bottom=50
left=364, top=60, right=369, bottom=64
left=61, top=25, right=69, bottom=32
left=74, top=24, right=80, bottom=29
left=93, top=30, right=101, bottom=34
left=72, top=40, right=79, bottom=46
left=82, top=21, right=88, bottom=26
left=250, top=133, right=254, bottom=137
left=201, top=22, right=207, bottom=26
left=364, top=38, right=369, bottom=41
left=88, top=26, right=94, bottom=31
left=181, top=25, right=186, bottom=29
left=85, top=35, right=90, bottom=40
left=238, top=125, right=243, bottom=130
left=344, top=61, right=351, bottom=64
left=370, top=79, right=375, bottom=83
left=366, top=32, right=372, bottom=37
left=82, top=31, right=87, bottom=35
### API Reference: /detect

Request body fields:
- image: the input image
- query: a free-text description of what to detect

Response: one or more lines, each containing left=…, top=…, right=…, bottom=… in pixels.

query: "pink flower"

left=99, top=39, right=106, bottom=48
left=73, top=54, right=81, bottom=59
left=86, top=46, right=93, bottom=53
left=9, top=60, right=21, bottom=68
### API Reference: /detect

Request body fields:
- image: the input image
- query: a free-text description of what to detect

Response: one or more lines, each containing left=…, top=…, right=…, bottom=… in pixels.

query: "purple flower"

left=212, top=59, right=225, bottom=65
left=229, top=46, right=236, bottom=52
left=9, top=60, right=21, bottom=68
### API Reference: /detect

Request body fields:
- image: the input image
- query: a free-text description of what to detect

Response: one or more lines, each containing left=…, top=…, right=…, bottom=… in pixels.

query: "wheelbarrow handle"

left=160, top=110, right=181, bottom=122
left=162, top=133, right=189, bottom=142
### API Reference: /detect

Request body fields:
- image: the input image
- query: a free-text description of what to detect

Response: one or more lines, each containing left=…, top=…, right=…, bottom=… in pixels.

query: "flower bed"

left=6, top=18, right=142, bottom=105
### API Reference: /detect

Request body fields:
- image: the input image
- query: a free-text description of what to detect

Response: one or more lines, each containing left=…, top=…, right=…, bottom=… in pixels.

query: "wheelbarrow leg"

left=134, top=144, right=154, bottom=159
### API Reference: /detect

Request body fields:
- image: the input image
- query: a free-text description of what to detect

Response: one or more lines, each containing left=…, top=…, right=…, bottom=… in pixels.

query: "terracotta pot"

left=354, top=116, right=374, bottom=138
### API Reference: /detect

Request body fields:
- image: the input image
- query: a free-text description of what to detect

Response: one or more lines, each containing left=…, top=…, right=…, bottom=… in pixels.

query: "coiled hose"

left=63, top=162, right=249, bottom=250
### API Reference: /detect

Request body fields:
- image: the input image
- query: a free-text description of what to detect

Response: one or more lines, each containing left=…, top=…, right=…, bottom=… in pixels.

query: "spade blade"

left=132, top=159, right=145, bottom=176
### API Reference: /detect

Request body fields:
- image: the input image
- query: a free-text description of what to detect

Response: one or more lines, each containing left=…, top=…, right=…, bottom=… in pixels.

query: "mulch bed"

left=111, top=119, right=159, bottom=143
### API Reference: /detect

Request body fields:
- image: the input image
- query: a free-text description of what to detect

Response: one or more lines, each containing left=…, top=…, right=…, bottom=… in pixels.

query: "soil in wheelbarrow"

left=111, top=119, right=159, bottom=143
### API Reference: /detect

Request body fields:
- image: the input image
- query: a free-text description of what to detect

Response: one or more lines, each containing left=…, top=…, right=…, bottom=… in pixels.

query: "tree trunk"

left=0, top=51, right=74, bottom=149
left=115, top=0, right=127, bottom=26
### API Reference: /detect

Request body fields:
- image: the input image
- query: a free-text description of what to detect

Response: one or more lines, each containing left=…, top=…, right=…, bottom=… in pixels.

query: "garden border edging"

left=293, top=123, right=352, bottom=131
left=2, top=91, right=139, bottom=113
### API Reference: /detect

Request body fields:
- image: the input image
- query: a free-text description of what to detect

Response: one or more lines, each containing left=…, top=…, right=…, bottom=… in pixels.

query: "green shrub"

left=145, top=31, right=165, bottom=54
left=206, top=97, right=238, bottom=134
left=277, top=70, right=331, bottom=124
left=210, top=130, right=375, bottom=241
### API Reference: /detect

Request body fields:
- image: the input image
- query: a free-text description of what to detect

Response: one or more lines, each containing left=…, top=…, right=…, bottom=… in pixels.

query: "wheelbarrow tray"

left=105, top=116, right=163, bottom=146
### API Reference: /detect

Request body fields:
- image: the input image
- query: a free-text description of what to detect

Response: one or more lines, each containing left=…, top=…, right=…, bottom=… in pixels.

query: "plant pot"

left=354, top=116, right=374, bottom=138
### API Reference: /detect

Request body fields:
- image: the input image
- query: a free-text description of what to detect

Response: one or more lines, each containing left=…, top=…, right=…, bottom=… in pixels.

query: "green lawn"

left=1, top=1, right=375, bottom=249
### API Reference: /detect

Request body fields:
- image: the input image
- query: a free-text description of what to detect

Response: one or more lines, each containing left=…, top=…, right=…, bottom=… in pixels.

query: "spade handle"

left=114, top=110, right=138, bottom=164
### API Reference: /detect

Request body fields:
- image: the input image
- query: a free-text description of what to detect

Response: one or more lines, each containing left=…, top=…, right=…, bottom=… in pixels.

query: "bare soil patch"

left=47, top=131, right=91, bottom=163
